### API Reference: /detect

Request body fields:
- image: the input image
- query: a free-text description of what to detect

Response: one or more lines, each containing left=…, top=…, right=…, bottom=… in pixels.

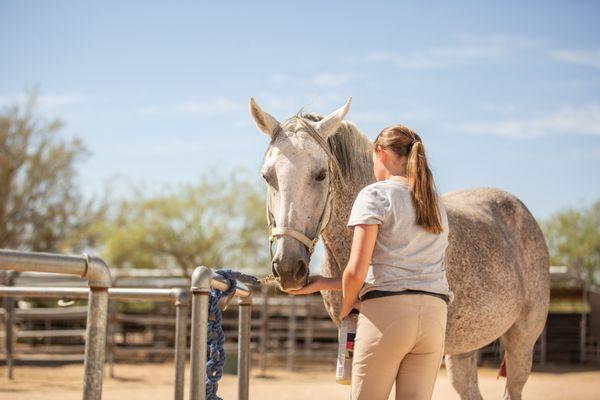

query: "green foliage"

left=0, top=91, right=270, bottom=277
left=97, top=174, right=269, bottom=276
left=0, top=91, right=104, bottom=252
left=542, top=199, right=600, bottom=286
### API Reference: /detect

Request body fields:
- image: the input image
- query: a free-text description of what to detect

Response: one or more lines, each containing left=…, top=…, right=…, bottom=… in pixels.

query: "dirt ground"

left=1, top=362, right=599, bottom=400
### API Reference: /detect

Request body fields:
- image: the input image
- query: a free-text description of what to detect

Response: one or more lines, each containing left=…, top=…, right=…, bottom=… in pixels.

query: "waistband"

left=359, top=289, right=450, bottom=304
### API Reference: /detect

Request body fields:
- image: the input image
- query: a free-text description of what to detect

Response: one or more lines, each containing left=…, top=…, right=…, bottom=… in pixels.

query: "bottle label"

left=345, top=332, right=355, bottom=359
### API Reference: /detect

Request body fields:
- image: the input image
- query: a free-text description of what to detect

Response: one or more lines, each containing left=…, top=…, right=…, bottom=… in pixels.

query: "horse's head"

left=250, top=97, right=352, bottom=290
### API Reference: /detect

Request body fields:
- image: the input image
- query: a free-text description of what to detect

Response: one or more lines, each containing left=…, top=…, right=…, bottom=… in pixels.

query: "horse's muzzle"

left=271, top=244, right=310, bottom=290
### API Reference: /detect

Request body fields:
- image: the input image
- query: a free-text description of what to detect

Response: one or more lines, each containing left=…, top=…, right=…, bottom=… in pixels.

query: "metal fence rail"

left=1, top=253, right=255, bottom=400
left=0, top=250, right=111, bottom=400
left=189, top=266, right=253, bottom=400
left=0, top=285, right=190, bottom=400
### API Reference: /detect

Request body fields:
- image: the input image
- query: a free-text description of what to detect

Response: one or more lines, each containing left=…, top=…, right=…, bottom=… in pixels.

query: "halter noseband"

left=265, top=117, right=343, bottom=259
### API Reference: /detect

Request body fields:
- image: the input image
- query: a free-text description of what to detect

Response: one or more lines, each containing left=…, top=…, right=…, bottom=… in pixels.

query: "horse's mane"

left=279, top=111, right=374, bottom=185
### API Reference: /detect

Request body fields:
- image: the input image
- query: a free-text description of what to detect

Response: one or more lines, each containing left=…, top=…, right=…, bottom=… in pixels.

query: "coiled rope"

left=205, top=269, right=261, bottom=400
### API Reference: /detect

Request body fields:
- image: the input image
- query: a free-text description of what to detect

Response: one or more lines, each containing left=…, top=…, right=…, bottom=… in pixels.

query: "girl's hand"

left=339, top=300, right=361, bottom=321
left=283, top=275, right=326, bottom=295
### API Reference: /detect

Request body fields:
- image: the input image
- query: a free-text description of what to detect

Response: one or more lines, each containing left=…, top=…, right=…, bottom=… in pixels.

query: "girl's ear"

left=374, top=145, right=385, bottom=162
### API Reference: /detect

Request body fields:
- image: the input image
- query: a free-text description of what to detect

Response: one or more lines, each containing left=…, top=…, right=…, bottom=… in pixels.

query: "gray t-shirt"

left=347, top=179, right=454, bottom=303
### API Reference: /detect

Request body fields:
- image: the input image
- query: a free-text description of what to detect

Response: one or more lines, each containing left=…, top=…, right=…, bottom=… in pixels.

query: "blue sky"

left=1, top=1, right=599, bottom=219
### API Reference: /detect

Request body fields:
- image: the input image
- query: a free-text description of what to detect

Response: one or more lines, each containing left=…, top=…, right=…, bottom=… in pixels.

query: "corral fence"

left=0, top=250, right=254, bottom=400
left=0, top=284, right=189, bottom=400
left=2, top=259, right=599, bottom=397
left=1, top=270, right=342, bottom=375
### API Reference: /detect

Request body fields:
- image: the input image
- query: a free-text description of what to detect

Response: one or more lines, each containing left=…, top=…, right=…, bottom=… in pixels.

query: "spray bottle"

left=336, top=308, right=359, bottom=385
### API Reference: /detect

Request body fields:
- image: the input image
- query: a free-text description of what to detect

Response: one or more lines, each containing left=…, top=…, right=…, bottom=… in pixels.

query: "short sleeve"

left=347, top=185, right=390, bottom=228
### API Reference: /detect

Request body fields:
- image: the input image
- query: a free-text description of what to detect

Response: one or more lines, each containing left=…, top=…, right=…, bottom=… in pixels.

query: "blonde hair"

left=374, top=125, right=443, bottom=234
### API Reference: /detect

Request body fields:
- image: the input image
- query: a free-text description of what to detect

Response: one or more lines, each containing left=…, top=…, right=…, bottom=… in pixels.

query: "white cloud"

left=234, top=118, right=254, bottom=128
left=351, top=111, right=392, bottom=124
left=475, top=103, right=520, bottom=116
left=121, top=139, right=227, bottom=156
left=566, top=146, right=600, bottom=159
left=268, top=74, right=288, bottom=85
left=267, top=72, right=354, bottom=88
left=140, top=99, right=240, bottom=117
left=249, top=91, right=350, bottom=116
left=367, top=35, right=538, bottom=69
left=38, top=93, right=90, bottom=108
left=248, top=93, right=300, bottom=113
left=0, top=92, right=91, bottom=109
left=313, top=73, right=354, bottom=87
left=304, top=92, right=349, bottom=111
left=551, top=49, right=600, bottom=69
left=457, top=104, right=600, bottom=138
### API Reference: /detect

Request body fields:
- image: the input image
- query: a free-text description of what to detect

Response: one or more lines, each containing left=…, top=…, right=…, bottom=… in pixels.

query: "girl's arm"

left=284, top=275, right=342, bottom=295
left=284, top=223, right=378, bottom=318
left=340, top=224, right=378, bottom=319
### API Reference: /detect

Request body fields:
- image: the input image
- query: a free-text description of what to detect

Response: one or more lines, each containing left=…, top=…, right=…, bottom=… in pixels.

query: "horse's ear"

left=250, top=97, right=281, bottom=138
left=315, top=97, right=352, bottom=139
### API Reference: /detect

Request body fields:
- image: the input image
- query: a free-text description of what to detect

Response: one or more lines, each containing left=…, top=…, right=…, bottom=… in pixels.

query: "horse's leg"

left=445, top=351, right=484, bottom=400
left=499, top=311, right=545, bottom=400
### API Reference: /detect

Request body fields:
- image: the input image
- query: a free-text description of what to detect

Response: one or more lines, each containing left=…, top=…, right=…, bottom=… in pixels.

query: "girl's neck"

left=382, top=171, right=408, bottom=183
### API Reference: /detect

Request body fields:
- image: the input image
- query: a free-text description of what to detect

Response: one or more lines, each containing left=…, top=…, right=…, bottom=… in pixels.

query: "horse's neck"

left=307, top=119, right=374, bottom=277
left=321, top=174, right=374, bottom=277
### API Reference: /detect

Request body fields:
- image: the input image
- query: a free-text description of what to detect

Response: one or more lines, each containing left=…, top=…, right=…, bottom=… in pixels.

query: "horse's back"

left=444, top=187, right=531, bottom=224
left=442, top=187, right=548, bottom=279
left=440, top=187, right=549, bottom=353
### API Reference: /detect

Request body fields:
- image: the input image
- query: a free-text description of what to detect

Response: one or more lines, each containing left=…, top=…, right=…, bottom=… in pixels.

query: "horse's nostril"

left=295, top=259, right=308, bottom=282
left=272, top=262, right=280, bottom=278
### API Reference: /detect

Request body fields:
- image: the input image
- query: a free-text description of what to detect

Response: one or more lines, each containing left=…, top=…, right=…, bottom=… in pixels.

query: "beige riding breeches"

left=351, top=294, right=448, bottom=400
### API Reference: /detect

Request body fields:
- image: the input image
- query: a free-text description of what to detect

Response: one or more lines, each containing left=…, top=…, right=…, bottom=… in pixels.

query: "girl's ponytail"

left=406, top=140, right=442, bottom=234
left=374, top=125, right=443, bottom=234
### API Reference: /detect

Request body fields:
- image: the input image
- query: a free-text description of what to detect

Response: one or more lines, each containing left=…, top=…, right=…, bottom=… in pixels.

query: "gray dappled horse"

left=251, top=97, right=549, bottom=400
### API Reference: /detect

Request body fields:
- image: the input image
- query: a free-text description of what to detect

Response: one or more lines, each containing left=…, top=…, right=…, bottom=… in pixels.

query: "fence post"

left=83, top=287, right=110, bottom=400
left=305, top=300, right=313, bottom=358
left=286, top=294, right=296, bottom=371
left=580, top=312, right=587, bottom=364
left=3, top=271, right=15, bottom=380
left=107, top=299, right=117, bottom=379
left=540, top=325, right=547, bottom=365
left=174, top=289, right=189, bottom=400
left=237, top=294, right=252, bottom=400
left=0, top=251, right=112, bottom=400
left=189, top=266, right=211, bottom=400
left=259, top=286, right=269, bottom=377
left=82, top=255, right=111, bottom=400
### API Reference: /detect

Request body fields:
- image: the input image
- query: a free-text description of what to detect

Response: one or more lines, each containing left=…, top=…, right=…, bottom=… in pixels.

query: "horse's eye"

left=262, top=170, right=278, bottom=189
left=315, top=170, right=327, bottom=182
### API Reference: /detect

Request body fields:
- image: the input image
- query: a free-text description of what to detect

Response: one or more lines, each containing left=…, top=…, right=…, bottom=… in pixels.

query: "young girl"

left=286, top=124, right=454, bottom=400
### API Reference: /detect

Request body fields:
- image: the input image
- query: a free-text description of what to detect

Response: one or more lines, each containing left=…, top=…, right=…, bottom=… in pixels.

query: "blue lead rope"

left=205, top=269, right=261, bottom=400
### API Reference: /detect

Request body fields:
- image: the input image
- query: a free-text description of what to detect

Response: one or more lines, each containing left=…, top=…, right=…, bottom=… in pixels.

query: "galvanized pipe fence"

left=189, top=266, right=252, bottom=400
left=0, top=285, right=190, bottom=400
left=0, top=250, right=111, bottom=399
left=0, top=251, right=254, bottom=400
